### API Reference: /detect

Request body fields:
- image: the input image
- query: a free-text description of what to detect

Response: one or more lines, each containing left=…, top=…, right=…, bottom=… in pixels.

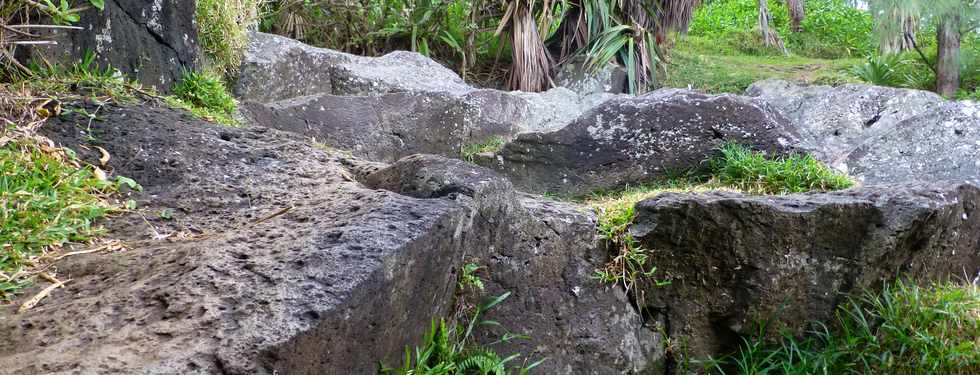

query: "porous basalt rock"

left=243, top=90, right=529, bottom=163
left=746, top=79, right=944, bottom=165
left=631, top=183, right=980, bottom=360
left=479, top=89, right=804, bottom=196
left=0, top=104, right=661, bottom=374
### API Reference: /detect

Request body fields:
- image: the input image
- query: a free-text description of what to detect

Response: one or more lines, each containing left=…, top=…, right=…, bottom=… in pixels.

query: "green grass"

left=461, top=136, right=507, bottom=163
left=168, top=70, right=239, bottom=126
left=0, top=142, right=137, bottom=299
left=666, top=37, right=861, bottom=94
left=709, top=143, right=855, bottom=194
left=195, top=0, right=259, bottom=75
left=710, top=280, right=980, bottom=374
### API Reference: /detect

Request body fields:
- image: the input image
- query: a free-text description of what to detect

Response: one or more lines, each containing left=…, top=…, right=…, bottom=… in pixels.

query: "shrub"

left=714, top=280, right=980, bottom=374
left=709, top=143, right=855, bottom=194
left=851, top=54, right=905, bottom=87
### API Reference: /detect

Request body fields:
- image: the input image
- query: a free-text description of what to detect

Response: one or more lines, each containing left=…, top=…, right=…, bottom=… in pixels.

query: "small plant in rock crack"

left=461, top=136, right=507, bottom=163
left=458, top=263, right=485, bottom=292
left=168, top=70, right=239, bottom=126
left=380, top=292, right=546, bottom=375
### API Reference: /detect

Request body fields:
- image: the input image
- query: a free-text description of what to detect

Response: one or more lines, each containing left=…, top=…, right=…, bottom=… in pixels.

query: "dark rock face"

left=630, top=183, right=980, bottom=360
left=0, top=104, right=660, bottom=374
left=30, top=0, right=200, bottom=91
left=362, top=155, right=664, bottom=374
left=481, top=89, right=803, bottom=196
left=243, top=90, right=529, bottom=163
left=848, top=102, right=980, bottom=185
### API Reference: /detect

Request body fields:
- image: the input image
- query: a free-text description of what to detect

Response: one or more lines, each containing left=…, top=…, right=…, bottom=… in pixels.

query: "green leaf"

left=89, top=0, right=105, bottom=10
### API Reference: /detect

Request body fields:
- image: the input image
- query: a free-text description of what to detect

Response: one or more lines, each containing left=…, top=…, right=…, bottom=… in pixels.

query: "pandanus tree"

left=500, top=0, right=701, bottom=93
left=871, top=0, right=980, bottom=96
left=786, top=0, right=805, bottom=32
left=757, top=0, right=788, bottom=53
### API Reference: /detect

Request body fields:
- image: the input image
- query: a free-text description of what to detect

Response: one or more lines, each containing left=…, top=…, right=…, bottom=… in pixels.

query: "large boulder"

left=554, top=58, right=628, bottom=97
left=848, top=101, right=980, bottom=185
left=0, top=103, right=661, bottom=373
left=237, top=33, right=622, bottom=163
left=630, top=183, right=980, bottom=360
left=746, top=79, right=944, bottom=165
left=243, top=90, right=529, bottom=163
left=29, top=0, right=201, bottom=90
left=479, top=89, right=804, bottom=196
left=234, top=32, right=471, bottom=103
left=359, top=154, right=664, bottom=374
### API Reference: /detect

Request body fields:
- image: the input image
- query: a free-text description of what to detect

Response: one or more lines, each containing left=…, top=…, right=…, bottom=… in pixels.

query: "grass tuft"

left=710, top=280, right=980, bottom=374
left=0, top=142, right=135, bottom=299
left=195, top=0, right=260, bottom=76
left=461, top=136, right=507, bottom=163
left=168, top=70, right=239, bottom=126
left=709, top=143, right=855, bottom=194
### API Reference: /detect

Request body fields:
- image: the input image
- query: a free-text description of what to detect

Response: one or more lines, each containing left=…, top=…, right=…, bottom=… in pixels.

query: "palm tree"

left=758, top=0, right=787, bottom=53
left=786, top=0, right=805, bottom=32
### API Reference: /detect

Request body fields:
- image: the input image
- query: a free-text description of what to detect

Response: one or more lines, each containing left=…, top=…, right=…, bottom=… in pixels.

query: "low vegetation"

left=168, top=70, right=240, bottom=126
left=589, top=144, right=853, bottom=308
left=382, top=265, right=543, bottom=374
left=195, top=0, right=261, bottom=75
left=461, top=136, right=507, bottom=163
left=707, top=280, right=980, bottom=374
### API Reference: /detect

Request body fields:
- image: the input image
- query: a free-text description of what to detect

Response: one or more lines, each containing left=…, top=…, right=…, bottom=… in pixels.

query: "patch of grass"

left=0, top=142, right=137, bottom=299
left=713, top=280, right=980, bottom=374
left=195, top=0, right=260, bottom=75
left=709, top=143, right=855, bottom=194
left=666, top=38, right=861, bottom=94
left=19, top=52, right=141, bottom=105
left=167, top=70, right=239, bottom=126
left=461, top=136, right=507, bottom=162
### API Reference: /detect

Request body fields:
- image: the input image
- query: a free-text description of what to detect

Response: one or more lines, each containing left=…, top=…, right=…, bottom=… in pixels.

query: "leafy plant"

left=851, top=54, right=905, bottom=86
left=381, top=292, right=545, bottom=374
left=710, top=280, right=980, bottom=374
left=458, top=263, right=486, bottom=292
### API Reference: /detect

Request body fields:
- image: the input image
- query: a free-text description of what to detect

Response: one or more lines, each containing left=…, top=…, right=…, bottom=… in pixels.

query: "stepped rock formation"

left=479, top=89, right=804, bottom=196
left=632, top=184, right=980, bottom=359
left=0, top=105, right=659, bottom=374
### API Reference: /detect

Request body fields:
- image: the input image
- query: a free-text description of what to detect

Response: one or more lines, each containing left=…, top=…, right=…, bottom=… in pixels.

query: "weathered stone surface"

left=234, top=32, right=471, bottom=103
left=631, top=183, right=980, bottom=360
left=480, top=89, right=804, bottom=196
left=0, top=104, right=660, bottom=374
left=746, top=79, right=944, bottom=164
left=362, top=155, right=664, bottom=374
left=847, top=101, right=980, bottom=185
left=555, top=58, right=628, bottom=96
left=29, top=0, right=201, bottom=90
left=243, top=90, right=529, bottom=162
left=509, top=88, right=623, bottom=133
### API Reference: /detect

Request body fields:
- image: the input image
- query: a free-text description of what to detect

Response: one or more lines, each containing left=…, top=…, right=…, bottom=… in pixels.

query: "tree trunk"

left=936, top=14, right=960, bottom=97
left=758, top=0, right=787, bottom=54
left=879, top=12, right=917, bottom=55
left=786, top=0, right=805, bottom=32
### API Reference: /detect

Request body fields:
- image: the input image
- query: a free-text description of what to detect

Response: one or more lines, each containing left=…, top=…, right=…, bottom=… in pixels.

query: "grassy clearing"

left=461, top=136, right=507, bottom=163
left=665, top=37, right=860, bottom=94
left=705, top=280, right=980, bottom=374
